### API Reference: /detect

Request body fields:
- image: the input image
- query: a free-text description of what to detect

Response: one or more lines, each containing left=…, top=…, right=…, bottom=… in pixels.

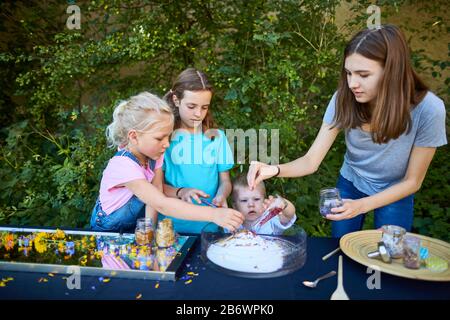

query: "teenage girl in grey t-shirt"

left=247, top=24, right=447, bottom=237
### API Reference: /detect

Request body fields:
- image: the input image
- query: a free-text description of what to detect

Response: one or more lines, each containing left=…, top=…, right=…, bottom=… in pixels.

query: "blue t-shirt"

left=161, top=129, right=234, bottom=233
left=323, top=91, right=447, bottom=195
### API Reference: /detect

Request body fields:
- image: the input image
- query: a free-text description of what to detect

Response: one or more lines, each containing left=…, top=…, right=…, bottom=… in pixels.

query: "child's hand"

left=263, top=195, right=287, bottom=210
left=212, top=208, right=244, bottom=232
left=179, top=188, right=209, bottom=204
left=212, top=195, right=228, bottom=208
left=263, top=195, right=276, bottom=210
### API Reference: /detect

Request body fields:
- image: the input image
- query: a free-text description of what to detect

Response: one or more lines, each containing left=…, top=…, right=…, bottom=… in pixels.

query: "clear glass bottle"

left=135, top=218, right=154, bottom=246
left=319, top=188, right=344, bottom=217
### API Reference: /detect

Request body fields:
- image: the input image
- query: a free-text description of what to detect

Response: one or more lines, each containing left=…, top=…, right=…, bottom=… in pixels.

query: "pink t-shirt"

left=99, top=154, right=164, bottom=215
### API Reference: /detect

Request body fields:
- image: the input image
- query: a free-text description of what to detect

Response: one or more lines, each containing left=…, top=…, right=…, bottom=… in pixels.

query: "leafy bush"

left=0, top=0, right=448, bottom=241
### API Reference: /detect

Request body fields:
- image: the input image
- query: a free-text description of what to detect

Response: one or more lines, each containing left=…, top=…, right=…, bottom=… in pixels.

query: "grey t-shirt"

left=323, top=91, right=447, bottom=195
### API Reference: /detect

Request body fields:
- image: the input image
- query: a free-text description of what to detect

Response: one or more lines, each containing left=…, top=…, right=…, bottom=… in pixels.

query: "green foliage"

left=0, top=0, right=448, bottom=241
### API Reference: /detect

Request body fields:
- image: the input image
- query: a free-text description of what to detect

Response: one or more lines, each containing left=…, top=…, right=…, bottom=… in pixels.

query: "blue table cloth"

left=1, top=230, right=449, bottom=300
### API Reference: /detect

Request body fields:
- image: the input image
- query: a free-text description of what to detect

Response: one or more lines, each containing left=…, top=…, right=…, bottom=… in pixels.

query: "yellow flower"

left=4, top=234, right=15, bottom=251
left=34, top=233, right=47, bottom=254
left=54, top=229, right=66, bottom=239
left=58, top=241, right=65, bottom=253
left=94, top=251, right=103, bottom=259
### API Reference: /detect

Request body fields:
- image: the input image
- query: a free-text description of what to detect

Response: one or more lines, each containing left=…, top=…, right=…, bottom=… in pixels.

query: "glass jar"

left=319, top=188, right=344, bottom=217
left=381, top=225, right=406, bottom=259
left=155, top=218, right=176, bottom=248
left=135, top=218, right=154, bottom=246
left=403, top=235, right=421, bottom=269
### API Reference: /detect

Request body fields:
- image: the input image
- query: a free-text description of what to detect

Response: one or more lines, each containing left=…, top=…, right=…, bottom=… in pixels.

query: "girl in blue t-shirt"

left=161, top=68, right=235, bottom=233
left=247, top=24, right=447, bottom=238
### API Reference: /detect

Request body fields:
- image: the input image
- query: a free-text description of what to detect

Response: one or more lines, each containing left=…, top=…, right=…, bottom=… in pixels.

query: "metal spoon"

left=302, top=270, right=337, bottom=288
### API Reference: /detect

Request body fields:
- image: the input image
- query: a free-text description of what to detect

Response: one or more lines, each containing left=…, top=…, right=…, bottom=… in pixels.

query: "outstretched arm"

left=327, top=146, right=436, bottom=220
left=125, top=179, right=244, bottom=231
left=248, top=122, right=340, bottom=189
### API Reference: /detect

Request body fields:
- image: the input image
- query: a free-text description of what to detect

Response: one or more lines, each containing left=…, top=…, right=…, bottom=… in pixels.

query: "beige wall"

left=335, top=1, right=449, bottom=96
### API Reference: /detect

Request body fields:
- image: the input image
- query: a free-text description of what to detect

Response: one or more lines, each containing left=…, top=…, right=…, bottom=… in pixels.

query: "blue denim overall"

left=90, top=150, right=156, bottom=233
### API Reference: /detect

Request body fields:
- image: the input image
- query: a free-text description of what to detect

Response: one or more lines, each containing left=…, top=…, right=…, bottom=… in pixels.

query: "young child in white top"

left=231, top=175, right=296, bottom=235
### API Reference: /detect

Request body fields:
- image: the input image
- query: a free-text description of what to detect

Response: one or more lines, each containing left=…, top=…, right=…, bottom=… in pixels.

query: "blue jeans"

left=90, top=196, right=145, bottom=233
left=331, top=175, right=414, bottom=238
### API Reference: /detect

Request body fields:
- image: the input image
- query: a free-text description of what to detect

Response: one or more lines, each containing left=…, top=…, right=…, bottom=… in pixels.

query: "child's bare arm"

left=163, top=173, right=210, bottom=204
left=213, top=171, right=232, bottom=207
left=279, top=198, right=296, bottom=226
left=152, top=168, right=164, bottom=192
left=145, top=168, right=163, bottom=221
left=124, top=179, right=244, bottom=231
left=163, top=183, right=179, bottom=198
left=145, top=168, right=164, bottom=223
left=145, top=205, right=158, bottom=223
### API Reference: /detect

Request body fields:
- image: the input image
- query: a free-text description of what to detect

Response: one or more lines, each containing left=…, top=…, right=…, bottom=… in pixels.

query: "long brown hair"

left=163, top=68, right=217, bottom=138
left=333, top=24, right=428, bottom=143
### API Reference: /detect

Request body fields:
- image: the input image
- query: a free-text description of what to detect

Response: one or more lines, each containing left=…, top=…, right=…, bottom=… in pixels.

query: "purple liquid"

left=319, top=200, right=343, bottom=217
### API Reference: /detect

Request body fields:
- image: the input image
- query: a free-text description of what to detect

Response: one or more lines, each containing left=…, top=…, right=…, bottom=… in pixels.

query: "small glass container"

left=403, top=235, right=421, bottom=269
left=155, top=218, right=176, bottom=248
left=135, top=218, right=154, bottom=246
left=319, top=188, right=344, bottom=217
left=381, top=225, right=406, bottom=259
left=252, top=196, right=287, bottom=233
